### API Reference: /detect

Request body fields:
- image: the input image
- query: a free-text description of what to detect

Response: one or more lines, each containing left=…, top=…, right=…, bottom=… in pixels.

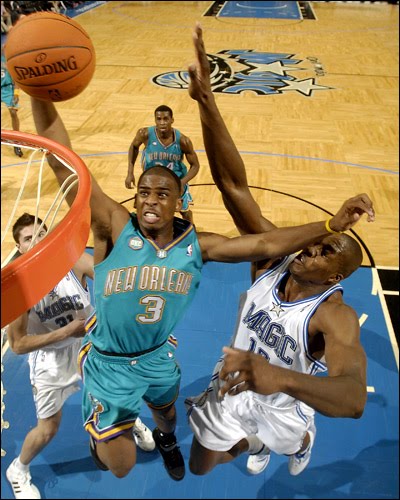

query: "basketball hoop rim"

left=1, top=129, right=92, bottom=328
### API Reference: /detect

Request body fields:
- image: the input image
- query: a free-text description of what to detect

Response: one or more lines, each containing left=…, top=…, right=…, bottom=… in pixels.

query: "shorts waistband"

left=92, top=340, right=166, bottom=359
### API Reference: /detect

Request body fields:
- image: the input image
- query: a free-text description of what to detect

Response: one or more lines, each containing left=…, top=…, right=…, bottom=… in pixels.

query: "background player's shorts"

left=1, top=84, right=19, bottom=108
left=186, top=358, right=315, bottom=455
left=28, top=340, right=81, bottom=419
left=79, top=339, right=181, bottom=442
left=181, top=184, right=193, bottom=212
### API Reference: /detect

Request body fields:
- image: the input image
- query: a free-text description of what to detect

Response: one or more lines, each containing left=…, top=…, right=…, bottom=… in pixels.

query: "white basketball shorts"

left=186, top=359, right=315, bottom=455
left=28, top=340, right=81, bottom=419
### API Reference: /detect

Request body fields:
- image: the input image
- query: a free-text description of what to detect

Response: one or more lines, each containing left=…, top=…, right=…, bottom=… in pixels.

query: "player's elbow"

left=351, top=395, right=366, bottom=419
left=8, top=339, right=26, bottom=355
left=347, top=386, right=367, bottom=419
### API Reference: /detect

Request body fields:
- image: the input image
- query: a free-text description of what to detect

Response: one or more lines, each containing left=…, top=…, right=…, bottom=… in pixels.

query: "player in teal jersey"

left=30, top=86, right=373, bottom=482
left=1, top=47, right=23, bottom=157
left=126, top=105, right=200, bottom=223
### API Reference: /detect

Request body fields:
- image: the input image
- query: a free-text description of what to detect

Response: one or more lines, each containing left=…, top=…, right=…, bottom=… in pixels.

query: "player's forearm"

left=197, top=95, right=248, bottom=190
left=31, top=96, right=78, bottom=205
left=127, top=145, right=139, bottom=174
left=181, top=164, right=199, bottom=185
left=281, top=368, right=367, bottom=418
left=9, top=326, right=73, bottom=355
left=31, top=96, right=72, bottom=150
left=210, top=221, right=335, bottom=263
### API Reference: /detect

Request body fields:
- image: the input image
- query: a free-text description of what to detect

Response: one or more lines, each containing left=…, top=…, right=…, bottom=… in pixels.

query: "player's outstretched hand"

left=188, top=22, right=212, bottom=103
left=329, top=193, right=375, bottom=232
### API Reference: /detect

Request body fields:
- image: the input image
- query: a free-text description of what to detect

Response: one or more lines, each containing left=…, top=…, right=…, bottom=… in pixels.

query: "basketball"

left=4, top=12, right=96, bottom=102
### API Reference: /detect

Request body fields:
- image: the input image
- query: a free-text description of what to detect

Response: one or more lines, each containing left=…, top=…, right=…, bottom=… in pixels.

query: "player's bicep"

left=321, top=306, right=367, bottom=384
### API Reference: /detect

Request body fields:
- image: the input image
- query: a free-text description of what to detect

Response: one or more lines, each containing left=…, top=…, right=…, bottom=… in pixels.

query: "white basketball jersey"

left=231, top=254, right=343, bottom=408
left=27, top=270, right=94, bottom=349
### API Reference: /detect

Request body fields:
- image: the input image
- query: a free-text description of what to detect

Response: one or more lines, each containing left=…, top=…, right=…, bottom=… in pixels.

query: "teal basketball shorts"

left=1, top=84, right=18, bottom=108
left=78, top=337, right=180, bottom=442
left=181, top=184, right=193, bottom=212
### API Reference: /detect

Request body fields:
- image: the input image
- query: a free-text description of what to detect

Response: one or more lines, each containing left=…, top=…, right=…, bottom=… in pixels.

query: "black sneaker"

left=14, top=147, right=23, bottom=157
left=152, top=428, right=185, bottom=481
left=89, top=435, right=109, bottom=471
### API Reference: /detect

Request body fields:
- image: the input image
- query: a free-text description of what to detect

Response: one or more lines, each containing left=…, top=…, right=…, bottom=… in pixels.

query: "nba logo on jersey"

left=129, top=237, right=143, bottom=250
left=186, top=244, right=193, bottom=256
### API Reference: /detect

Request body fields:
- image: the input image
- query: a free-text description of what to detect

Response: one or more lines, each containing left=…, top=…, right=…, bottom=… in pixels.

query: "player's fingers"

left=228, top=380, right=248, bottom=396
left=220, top=348, right=247, bottom=378
left=219, top=374, right=247, bottom=397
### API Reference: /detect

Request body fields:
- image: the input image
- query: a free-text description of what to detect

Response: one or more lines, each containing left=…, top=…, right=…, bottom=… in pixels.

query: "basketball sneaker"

left=6, top=459, right=41, bottom=499
left=247, top=445, right=271, bottom=475
left=288, top=423, right=316, bottom=476
left=152, top=427, right=185, bottom=481
left=14, top=147, right=23, bottom=158
left=133, top=417, right=155, bottom=452
left=89, top=435, right=109, bottom=471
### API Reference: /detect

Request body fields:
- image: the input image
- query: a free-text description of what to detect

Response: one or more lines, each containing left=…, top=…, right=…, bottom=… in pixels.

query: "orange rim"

left=1, top=130, right=92, bottom=328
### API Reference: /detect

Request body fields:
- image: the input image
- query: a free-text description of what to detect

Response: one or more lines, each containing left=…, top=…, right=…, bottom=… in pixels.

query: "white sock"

left=14, top=456, right=30, bottom=473
left=246, top=435, right=265, bottom=455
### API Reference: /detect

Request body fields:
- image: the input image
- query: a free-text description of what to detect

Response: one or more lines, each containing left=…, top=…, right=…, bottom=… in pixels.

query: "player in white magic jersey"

left=5, top=213, right=94, bottom=499
left=186, top=25, right=375, bottom=478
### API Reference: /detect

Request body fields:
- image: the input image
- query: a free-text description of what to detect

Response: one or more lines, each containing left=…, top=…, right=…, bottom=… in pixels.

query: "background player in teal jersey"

left=1, top=46, right=23, bottom=157
left=30, top=86, right=373, bottom=484
left=125, top=105, right=200, bottom=223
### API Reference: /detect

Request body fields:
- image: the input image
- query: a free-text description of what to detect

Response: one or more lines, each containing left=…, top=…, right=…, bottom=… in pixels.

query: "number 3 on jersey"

left=136, top=295, right=165, bottom=323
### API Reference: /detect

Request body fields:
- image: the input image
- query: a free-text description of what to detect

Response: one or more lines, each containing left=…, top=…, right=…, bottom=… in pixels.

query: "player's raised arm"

left=188, top=23, right=272, bottom=235
left=30, top=97, right=130, bottom=255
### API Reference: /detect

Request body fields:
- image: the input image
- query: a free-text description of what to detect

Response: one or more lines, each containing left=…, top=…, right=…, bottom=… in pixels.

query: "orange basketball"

left=4, top=12, right=96, bottom=102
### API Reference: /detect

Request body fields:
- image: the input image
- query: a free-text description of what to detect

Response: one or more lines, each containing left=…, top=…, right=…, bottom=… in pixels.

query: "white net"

left=1, top=137, right=79, bottom=268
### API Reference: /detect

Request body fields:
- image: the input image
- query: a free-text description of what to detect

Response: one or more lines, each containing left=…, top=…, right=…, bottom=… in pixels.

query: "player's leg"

left=2, top=85, right=22, bottom=156
left=20, top=410, right=63, bottom=463
left=93, top=430, right=137, bottom=478
left=144, top=342, right=184, bottom=481
left=9, top=107, right=20, bottom=132
left=150, top=403, right=185, bottom=481
left=189, top=434, right=250, bottom=475
left=6, top=410, right=62, bottom=499
left=80, top=343, right=143, bottom=478
left=179, top=185, right=194, bottom=223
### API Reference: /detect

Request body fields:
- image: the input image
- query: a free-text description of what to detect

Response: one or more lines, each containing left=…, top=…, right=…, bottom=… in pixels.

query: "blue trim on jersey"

left=295, top=402, right=308, bottom=424
left=272, top=271, right=334, bottom=308
left=250, top=256, right=292, bottom=289
left=30, top=351, right=39, bottom=382
left=302, top=284, right=343, bottom=372
left=69, top=269, right=89, bottom=294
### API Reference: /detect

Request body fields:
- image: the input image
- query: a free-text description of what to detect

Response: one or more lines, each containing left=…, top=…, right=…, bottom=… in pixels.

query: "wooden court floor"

left=1, top=2, right=399, bottom=499
left=1, top=0, right=399, bottom=268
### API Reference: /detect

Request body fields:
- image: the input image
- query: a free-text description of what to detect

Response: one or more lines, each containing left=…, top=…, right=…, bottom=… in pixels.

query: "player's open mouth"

left=143, top=212, right=160, bottom=223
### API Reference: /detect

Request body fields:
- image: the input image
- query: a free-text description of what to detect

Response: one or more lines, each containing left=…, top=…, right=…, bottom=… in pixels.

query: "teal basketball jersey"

left=85, top=214, right=203, bottom=354
left=141, top=126, right=188, bottom=179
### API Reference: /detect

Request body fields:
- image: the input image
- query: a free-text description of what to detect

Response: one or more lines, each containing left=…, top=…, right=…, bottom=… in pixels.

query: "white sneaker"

left=288, top=423, right=316, bottom=476
left=247, top=445, right=271, bottom=475
left=133, top=417, right=155, bottom=451
left=6, top=459, right=41, bottom=499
